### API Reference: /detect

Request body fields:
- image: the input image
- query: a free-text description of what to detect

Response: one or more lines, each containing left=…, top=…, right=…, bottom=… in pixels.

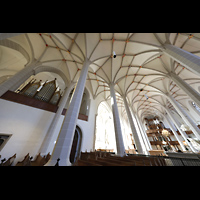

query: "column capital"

left=109, top=82, right=115, bottom=87
left=84, top=57, right=92, bottom=65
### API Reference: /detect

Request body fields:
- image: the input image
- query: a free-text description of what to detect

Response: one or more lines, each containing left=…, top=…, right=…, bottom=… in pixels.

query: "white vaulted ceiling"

left=0, top=33, right=200, bottom=122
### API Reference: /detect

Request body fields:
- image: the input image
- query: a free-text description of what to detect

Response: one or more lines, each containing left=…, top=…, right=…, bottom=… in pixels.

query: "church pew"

left=16, top=153, right=31, bottom=166
left=31, top=153, right=46, bottom=166
left=124, top=156, right=147, bottom=165
left=0, top=154, right=16, bottom=166
left=109, top=156, right=147, bottom=166
left=80, top=152, right=97, bottom=160
left=97, top=157, right=135, bottom=166
left=123, top=156, right=152, bottom=166
left=157, top=157, right=167, bottom=166
left=15, top=152, right=51, bottom=166
left=80, top=151, right=113, bottom=161
left=80, top=152, right=147, bottom=166
left=87, top=158, right=123, bottom=166
left=75, top=159, right=102, bottom=166
left=80, top=152, right=89, bottom=160
left=77, top=151, right=167, bottom=166
left=127, top=155, right=167, bottom=166
left=30, top=152, right=51, bottom=166
left=123, top=155, right=162, bottom=166
left=98, top=156, right=147, bottom=166
left=43, top=152, right=51, bottom=165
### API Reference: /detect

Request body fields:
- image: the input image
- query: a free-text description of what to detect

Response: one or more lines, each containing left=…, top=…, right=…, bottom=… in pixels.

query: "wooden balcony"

left=0, top=90, right=88, bottom=121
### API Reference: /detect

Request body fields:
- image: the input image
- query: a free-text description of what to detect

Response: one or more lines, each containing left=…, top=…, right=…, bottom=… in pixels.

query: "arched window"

left=95, top=102, right=116, bottom=152
left=66, top=88, right=90, bottom=116
left=79, top=89, right=90, bottom=116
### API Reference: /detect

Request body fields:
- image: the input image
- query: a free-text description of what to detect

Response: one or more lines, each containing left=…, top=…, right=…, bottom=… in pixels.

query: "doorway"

left=69, top=126, right=82, bottom=164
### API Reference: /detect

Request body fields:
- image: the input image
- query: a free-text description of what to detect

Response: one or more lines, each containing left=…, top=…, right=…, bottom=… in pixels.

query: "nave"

left=1, top=33, right=200, bottom=166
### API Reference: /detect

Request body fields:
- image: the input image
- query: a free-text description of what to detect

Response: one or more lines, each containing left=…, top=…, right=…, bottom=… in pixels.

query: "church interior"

left=1, top=33, right=200, bottom=166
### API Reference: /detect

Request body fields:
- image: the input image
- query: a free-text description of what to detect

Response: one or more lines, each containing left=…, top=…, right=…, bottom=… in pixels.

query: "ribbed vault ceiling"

left=1, top=33, right=200, bottom=122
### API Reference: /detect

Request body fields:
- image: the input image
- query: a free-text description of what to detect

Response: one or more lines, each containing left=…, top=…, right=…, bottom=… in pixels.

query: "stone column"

left=0, top=61, right=41, bottom=96
left=135, top=114, right=152, bottom=151
left=46, top=58, right=91, bottom=166
left=165, top=107, right=198, bottom=152
left=167, top=94, right=200, bottom=141
left=109, top=83, right=126, bottom=157
left=122, top=95, right=143, bottom=153
left=163, top=43, right=200, bottom=76
left=39, top=82, right=74, bottom=155
left=169, top=72, right=200, bottom=108
left=163, top=114, right=186, bottom=151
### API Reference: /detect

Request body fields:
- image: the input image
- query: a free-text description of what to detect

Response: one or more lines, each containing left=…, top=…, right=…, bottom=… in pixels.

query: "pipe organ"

left=17, top=78, right=62, bottom=106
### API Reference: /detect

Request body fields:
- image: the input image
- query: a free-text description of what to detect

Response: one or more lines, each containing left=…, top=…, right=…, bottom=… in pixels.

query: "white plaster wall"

left=0, top=84, right=99, bottom=166
left=0, top=99, right=63, bottom=165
